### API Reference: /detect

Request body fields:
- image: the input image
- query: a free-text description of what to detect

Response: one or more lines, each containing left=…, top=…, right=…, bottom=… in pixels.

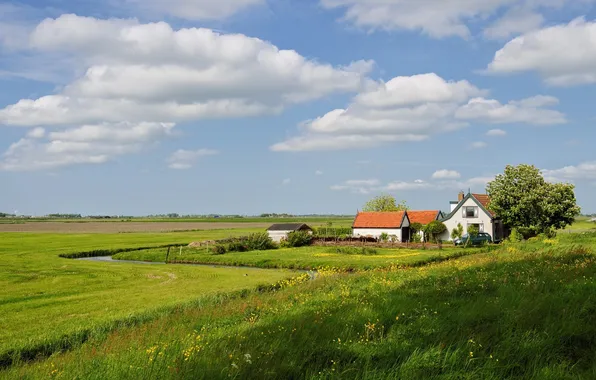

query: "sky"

left=1, top=0, right=595, bottom=216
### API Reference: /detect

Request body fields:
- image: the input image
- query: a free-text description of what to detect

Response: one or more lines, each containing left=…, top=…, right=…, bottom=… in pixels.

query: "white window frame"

left=463, top=206, right=478, bottom=218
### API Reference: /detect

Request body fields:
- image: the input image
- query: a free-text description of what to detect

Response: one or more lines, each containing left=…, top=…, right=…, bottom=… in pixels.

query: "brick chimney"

left=458, top=191, right=465, bottom=202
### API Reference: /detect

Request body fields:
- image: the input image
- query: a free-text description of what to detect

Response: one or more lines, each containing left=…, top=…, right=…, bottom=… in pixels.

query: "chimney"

left=458, top=191, right=465, bottom=202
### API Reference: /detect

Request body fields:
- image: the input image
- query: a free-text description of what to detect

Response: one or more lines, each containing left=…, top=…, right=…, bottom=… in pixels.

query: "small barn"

left=408, top=210, right=444, bottom=242
left=266, top=223, right=313, bottom=243
left=352, top=211, right=410, bottom=242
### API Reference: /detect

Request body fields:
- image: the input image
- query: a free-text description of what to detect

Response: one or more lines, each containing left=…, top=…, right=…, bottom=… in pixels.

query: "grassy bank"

left=4, top=233, right=596, bottom=379
left=114, top=245, right=484, bottom=271
left=0, top=230, right=294, bottom=367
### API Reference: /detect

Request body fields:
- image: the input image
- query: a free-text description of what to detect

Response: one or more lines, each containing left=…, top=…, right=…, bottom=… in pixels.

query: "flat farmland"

left=0, top=221, right=273, bottom=233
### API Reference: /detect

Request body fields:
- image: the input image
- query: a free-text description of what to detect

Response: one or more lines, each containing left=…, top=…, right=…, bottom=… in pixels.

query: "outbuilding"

left=266, top=223, right=313, bottom=242
left=352, top=211, right=411, bottom=242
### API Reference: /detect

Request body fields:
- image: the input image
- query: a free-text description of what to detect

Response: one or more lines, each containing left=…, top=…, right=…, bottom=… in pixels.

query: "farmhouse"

left=352, top=211, right=411, bottom=242
left=266, top=223, right=313, bottom=242
left=439, top=191, right=506, bottom=242
left=407, top=210, right=444, bottom=241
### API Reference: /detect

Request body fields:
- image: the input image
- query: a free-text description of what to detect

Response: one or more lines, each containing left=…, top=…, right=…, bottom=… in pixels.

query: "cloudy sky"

left=1, top=0, right=595, bottom=216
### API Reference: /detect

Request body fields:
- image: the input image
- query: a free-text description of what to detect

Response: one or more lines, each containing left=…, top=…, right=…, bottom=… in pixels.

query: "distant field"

left=0, top=230, right=295, bottom=366
left=114, top=245, right=482, bottom=271
left=0, top=217, right=353, bottom=233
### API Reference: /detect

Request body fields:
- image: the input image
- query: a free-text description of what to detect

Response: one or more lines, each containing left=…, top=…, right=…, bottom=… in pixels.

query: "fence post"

left=165, top=246, right=171, bottom=263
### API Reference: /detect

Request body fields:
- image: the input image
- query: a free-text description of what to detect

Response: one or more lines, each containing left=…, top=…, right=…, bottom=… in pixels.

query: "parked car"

left=454, top=232, right=492, bottom=246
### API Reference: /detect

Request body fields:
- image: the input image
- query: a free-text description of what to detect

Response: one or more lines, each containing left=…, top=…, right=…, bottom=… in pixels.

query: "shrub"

left=424, top=221, right=447, bottom=243
left=329, top=247, right=378, bottom=255
left=507, top=228, right=523, bottom=243
left=284, top=231, right=313, bottom=248
left=451, top=223, right=464, bottom=240
left=410, top=223, right=424, bottom=242
left=210, top=244, right=227, bottom=255
left=245, top=232, right=277, bottom=251
left=227, top=240, right=248, bottom=252
left=379, top=232, right=389, bottom=242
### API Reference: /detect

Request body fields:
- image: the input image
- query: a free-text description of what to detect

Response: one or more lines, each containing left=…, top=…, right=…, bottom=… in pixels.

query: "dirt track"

left=0, top=222, right=270, bottom=233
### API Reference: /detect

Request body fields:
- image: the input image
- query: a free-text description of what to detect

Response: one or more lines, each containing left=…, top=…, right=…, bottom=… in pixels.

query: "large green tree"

left=362, top=194, right=408, bottom=212
left=486, top=164, right=580, bottom=232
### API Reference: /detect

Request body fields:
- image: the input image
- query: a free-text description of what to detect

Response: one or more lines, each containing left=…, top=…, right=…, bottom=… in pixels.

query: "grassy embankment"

left=0, top=229, right=298, bottom=367
left=115, top=245, right=483, bottom=271
left=4, top=232, right=596, bottom=379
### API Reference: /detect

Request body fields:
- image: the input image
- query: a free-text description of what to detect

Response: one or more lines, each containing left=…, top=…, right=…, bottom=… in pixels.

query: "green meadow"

left=2, top=232, right=596, bottom=379
left=114, top=245, right=483, bottom=271
left=2, top=228, right=596, bottom=379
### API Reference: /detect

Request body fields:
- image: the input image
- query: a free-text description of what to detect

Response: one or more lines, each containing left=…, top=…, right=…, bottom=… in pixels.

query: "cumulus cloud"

left=1, top=122, right=173, bottom=171
left=272, top=73, right=564, bottom=152
left=319, top=0, right=591, bottom=39
left=167, top=148, right=218, bottom=170
left=456, top=96, right=566, bottom=125
left=486, top=129, right=507, bottom=136
left=487, top=17, right=596, bottom=86
left=432, top=170, right=461, bottom=180
left=127, top=0, right=264, bottom=20
left=542, top=162, right=596, bottom=182
left=0, top=15, right=373, bottom=170
left=331, top=175, right=494, bottom=194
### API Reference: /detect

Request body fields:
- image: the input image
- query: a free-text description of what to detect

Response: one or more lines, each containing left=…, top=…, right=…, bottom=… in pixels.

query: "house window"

left=463, top=206, right=477, bottom=218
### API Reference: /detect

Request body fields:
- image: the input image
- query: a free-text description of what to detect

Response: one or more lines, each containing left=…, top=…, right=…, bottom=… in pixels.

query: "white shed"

left=266, top=223, right=313, bottom=243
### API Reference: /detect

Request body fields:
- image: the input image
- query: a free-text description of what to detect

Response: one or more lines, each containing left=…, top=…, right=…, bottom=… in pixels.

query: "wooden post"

left=165, top=246, right=171, bottom=263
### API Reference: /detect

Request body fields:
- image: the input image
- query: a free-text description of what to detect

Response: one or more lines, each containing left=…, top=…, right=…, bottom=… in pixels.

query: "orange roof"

left=353, top=211, right=407, bottom=228
left=472, top=193, right=495, bottom=216
left=408, top=210, right=440, bottom=225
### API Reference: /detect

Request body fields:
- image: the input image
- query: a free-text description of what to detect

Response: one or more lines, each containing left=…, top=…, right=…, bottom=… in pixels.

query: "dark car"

left=454, top=232, right=492, bottom=246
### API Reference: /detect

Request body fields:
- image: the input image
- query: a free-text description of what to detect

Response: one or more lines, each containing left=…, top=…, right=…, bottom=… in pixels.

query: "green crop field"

left=114, top=245, right=483, bottom=271
left=3, top=232, right=596, bottom=379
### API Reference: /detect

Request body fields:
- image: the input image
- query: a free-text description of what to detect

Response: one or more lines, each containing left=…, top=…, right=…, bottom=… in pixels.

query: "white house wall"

left=268, top=231, right=291, bottom=242
left=353, top=228, right=402, bottom=241
left=440, top=198, right=494, bottom=241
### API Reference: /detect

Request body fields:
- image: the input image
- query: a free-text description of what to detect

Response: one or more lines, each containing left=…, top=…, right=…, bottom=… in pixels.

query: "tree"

left=410, top=222, right=424, bottom=242
left=451, top=223, right=464, bottom=241
left=424, top=221, right=447, bottom=243
left=362, top=194, right=408, bottom=212
left=486, top=164, right=580, bottom=234
left=465, top=224, right=480, bottom=248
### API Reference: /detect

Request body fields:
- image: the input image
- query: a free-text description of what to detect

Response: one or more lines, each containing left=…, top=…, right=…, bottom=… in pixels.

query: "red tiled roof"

left=472, top=193, right=495, bottom=216
left=353, top=211, right=407, bottom=228
left=408, top=210, right=440, bottom=225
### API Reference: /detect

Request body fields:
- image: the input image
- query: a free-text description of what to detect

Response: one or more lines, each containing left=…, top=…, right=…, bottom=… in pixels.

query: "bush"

left=379, top=232, right=389, bottom=242
left=329, top=247, right=378, bottom=255
left=227, top=240, right=248, bottom=252
left=424, top=221, right=447, bottom=243
left=210, top=244, right=227, bottom=255
left=284, top=231, right=313, bottom=248
left=507, top=228, right=523, bottom=243
left=245, top=232, right=277, bottom=251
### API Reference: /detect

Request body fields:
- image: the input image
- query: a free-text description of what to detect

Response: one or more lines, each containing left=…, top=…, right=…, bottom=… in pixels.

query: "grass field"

left=0, top=229, right=298, bottom=366
left=4, top=232, right=596, bottom=379
left=114, top=245, right=483, bottom=271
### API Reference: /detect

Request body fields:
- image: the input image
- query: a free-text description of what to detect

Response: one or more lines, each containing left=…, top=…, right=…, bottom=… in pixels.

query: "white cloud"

left=272, top=73, right=564, bottom=152
left=483, top=7, right=545, bottom=40
left=282, top=178, right=291, bottom=185
left=487, top=17, right=596, bottom=85
left=331, top=176, right=494, bottom=194
left=315, top=170, right=323, bottom=175
left=127, top=0, right=264, bottom=20
left=542, top=162, right=596, bottom=182
left=0, top=15, right=373, bottom=170
left=167, top=148, right=218, bottom=170
left=456, top=96, right=566, bottom=125
left=1, top=122, right=173, bottom=171
left=471, top=141, right=488, bottom=149
left=26, top=127, right=45, bottom=139
left=486, top=128, right=507, bottom=136
left=319, top=0, right=592, bottom=39
left=432, top=170, right=462, bottom=180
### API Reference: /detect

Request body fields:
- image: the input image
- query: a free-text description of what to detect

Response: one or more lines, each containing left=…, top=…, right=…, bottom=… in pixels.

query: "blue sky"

left=1, top=0, right=596, bottom=216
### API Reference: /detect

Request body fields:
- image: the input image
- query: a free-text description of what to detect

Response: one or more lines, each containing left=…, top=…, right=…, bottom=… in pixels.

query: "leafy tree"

left=487, top=164, right=581, bottom=233
left=451, top=223, right=464, bottom=240
left=424, top=221, right=447, bottom=243
left=362, top=194, right=408, bottom=212
left=410, top=222, right=424, bottom=242
left=465, top=224, right=480, bottom=248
